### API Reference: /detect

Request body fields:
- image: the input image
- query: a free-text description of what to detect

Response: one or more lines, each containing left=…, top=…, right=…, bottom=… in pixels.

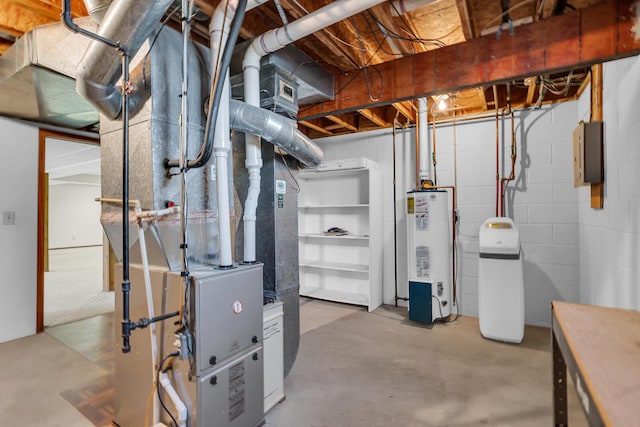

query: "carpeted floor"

left=45, top=246, right=114, bottom=327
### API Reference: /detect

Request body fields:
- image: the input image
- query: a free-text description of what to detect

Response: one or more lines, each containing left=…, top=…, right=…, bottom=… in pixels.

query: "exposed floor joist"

left=299, top=1, right=640, bottom=120
left=326, top=115, right=358, bottom=132
left=357, top=108, right=390, bottom=127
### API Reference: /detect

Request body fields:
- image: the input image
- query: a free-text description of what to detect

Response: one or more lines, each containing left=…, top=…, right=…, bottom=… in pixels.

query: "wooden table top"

left=552, top=301, right=640, bottom=426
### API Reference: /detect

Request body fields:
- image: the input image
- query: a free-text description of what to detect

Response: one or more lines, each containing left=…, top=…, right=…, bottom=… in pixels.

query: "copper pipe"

left=500, top=111, right=517, bottom=216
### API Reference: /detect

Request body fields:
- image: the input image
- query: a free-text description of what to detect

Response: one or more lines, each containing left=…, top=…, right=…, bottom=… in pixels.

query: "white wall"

left=49, top=183, right=102, bottom=249
left=433, top=103, right=580, bottom=326
left=0, top=116, right=38, bottom=343
left=578, top=55, right=640, bottom=309
left=315, top=102, right=582, bottom=327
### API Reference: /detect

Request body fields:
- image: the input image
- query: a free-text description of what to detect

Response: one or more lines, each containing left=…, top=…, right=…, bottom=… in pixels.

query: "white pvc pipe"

left=135, top=207, right=159, bottom=425
left=210, top=0, right=268, bottom=267
left=390, top=0, right=437, bottom=16
left=418, top=97, right=429, bottom=181
left=159, top=373, right=187, bottom=427
left=242, top=0, right=386, bottom=263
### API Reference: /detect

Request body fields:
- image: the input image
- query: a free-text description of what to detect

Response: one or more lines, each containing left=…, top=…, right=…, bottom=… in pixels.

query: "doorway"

left=37, top=129, right=113, bottom=331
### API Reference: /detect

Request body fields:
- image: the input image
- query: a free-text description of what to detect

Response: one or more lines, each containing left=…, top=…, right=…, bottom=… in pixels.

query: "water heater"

left=406, top=190, right=451, bottom=322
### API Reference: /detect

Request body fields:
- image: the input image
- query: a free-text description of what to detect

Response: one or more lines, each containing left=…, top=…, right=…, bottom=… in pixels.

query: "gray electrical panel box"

left=573, top=121, right=603, bottom=187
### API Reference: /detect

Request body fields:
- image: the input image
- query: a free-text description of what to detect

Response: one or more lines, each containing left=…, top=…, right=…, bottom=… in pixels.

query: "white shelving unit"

left=297, top=158, right=382, bottom=312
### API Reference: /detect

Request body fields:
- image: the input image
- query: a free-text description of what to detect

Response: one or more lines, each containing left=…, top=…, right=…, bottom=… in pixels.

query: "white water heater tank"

left=406, top=190, right=451, bottom=320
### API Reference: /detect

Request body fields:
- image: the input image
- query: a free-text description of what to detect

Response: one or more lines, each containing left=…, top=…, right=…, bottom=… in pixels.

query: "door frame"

left=36, top=129, right=99, bottom=332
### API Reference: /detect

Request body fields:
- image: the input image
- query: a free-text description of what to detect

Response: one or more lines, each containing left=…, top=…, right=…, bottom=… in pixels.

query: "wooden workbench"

left=551, top=301, right=640, bottom=426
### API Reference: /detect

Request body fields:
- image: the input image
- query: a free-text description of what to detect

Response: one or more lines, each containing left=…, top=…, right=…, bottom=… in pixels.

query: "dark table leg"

left=553, top=331, right=568, bottom=426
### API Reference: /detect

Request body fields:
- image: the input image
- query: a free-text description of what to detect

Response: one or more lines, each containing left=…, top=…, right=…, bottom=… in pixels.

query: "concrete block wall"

left=577, top=55, right=640, bottom=310
left=430, top=102, right=580, bottom=326
left=313, top=103, right=582, bottom=326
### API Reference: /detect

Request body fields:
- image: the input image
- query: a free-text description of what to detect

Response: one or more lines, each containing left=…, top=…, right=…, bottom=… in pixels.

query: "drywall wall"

left=0, top=116, right=38, bottom=343
left=48, top=183, right=102, bottom=249
left=314, top=102, right=581, bottom=327
left=578, top=55, right=640, bottom=309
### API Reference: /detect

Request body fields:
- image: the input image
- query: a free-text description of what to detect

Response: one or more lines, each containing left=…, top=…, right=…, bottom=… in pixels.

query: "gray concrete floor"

left=0, top=297, right=588, bottom=426
left=266, top=298, right=588, bottom=427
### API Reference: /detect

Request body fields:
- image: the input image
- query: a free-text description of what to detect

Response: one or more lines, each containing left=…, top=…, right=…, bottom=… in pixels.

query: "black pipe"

left=61, top=0, right=133, bottom=353
left=61, top=0, right=119, bottom=48
left=134, top=311, right=180, bottom=329
left=164, top=0, right=248, bottom=171
left=121, top=52, right=132, bottom=353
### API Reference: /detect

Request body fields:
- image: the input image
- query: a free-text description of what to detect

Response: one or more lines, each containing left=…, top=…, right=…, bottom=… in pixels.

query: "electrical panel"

left=573, top=121, right=603, bottom=187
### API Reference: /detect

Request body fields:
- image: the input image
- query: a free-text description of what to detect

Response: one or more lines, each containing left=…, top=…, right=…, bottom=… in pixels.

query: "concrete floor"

left=0, top=297, right=588, bottom=426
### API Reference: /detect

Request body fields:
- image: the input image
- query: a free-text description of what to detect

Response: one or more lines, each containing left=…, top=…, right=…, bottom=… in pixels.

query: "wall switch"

left=2, top=211, right=15, bottom=225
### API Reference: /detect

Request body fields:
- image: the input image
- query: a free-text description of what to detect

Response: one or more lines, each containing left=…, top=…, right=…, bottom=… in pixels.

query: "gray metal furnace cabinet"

left=297, top=158, right=383, bottom=312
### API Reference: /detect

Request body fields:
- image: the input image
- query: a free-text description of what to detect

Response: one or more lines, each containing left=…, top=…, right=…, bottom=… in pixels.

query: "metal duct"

left=0, top=18, right=98, bottom=129
left=83, top=0, right=112, bottom=23
left=75, top=0, right=173, bottom=119
left=229, top=99, right=322, bottom=167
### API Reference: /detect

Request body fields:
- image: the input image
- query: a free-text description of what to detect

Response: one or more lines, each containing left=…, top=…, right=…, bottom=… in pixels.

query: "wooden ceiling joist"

left=392, top=101, right=414, bottom=122
left=280, top=0, right=362, bottom=70
left=539, top=0, right=560, bottom=19
left=0, top=24, right=22, bottom=38
left=455, top=0, right=475, bottom=40
left=525, top=77, right=537, bottom=107
left=299, top=120, right=333, bottom=136
left=357, top=108, right=391, bottom=127
left=326, top=115, right=358, bottom=132
left=299, top=1, right=640, bottom=120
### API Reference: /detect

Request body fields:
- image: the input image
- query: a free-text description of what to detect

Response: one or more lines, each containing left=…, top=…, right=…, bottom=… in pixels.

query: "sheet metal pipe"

left=229, top=100, right=322, bottom=167
left=74, top=0, right=174, bottom=119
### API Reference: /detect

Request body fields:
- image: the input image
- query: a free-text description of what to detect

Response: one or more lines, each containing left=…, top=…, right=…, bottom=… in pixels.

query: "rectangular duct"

left=0, top=18, right=99, bottom=129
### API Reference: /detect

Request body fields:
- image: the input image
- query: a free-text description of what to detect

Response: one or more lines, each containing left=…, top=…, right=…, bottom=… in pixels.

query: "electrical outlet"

left=2, top=211, right=15, bottom=225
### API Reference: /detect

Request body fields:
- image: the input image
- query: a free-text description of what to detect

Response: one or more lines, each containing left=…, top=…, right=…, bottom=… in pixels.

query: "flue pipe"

left=417, top=97, right=429, bottom=183
left=241, top=0, right=386, bottom=263
left=75, top=0, right=174, bottom=119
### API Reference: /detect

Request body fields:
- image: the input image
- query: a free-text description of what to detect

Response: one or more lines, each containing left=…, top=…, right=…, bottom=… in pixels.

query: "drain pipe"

left=242, top=0, right=387, bottom=262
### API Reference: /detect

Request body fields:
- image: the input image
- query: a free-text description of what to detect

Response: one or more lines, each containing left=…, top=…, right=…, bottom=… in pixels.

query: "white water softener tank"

left=478, top=217, right=524, bottom=343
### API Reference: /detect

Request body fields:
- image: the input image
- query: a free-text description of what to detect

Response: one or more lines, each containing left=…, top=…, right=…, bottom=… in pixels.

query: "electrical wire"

left=367, top=11, right=447, bottom=49
left=157, top=351, right=180, bottom=427
left=279, top=151, right=301, bottom=193
left=350, top=16, right=382, bottom=102
left=142, top=5, right=182, bottom=88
